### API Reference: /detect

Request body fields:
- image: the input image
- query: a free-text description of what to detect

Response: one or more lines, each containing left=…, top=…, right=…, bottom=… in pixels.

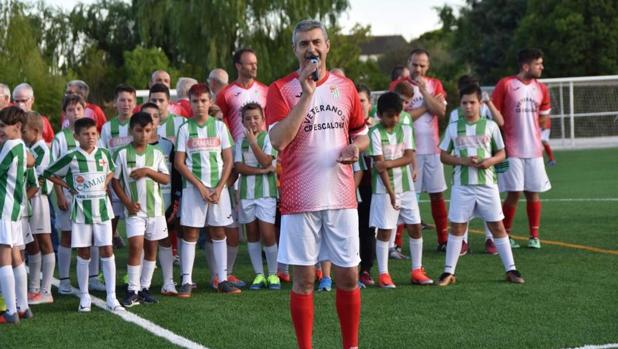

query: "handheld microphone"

left=309, top=55, right=319, bottom=81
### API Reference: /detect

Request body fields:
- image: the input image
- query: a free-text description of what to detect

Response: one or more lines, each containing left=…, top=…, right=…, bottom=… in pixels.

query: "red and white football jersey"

left=216, top=80, right=268, bottom=142
left=492, top=76, right=551, bottom=158
left=266, top=72, right=368, bottom=214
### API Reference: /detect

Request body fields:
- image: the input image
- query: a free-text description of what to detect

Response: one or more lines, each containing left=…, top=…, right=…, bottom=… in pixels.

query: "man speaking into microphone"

left=266, top=19, right=369, bottom=349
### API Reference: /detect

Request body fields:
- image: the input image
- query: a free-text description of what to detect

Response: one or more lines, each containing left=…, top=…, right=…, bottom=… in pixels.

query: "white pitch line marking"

left=563, top=344, right=618, bottom=349
left=419, top=198, right=618, bottom=203
left=51, top=278, right=209, bottom=349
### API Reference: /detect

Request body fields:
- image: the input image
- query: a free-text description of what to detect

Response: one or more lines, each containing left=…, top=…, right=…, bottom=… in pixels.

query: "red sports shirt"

left=216, top=80, right=268, bottom=143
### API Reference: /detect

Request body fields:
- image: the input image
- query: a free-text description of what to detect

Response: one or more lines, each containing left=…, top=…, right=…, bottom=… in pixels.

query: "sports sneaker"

left=122, top=291, right=141, bottom=308
left=318, top=277, right=332, bottom=292
left=89, top=277, right=106, bottom=292
left=509, top=238, right=520, bottom=249
left=277, top=271, right=291, bottom=283
left=59, top=278, right=73, bottom=295
left=138, top=289, right=158, bottom=304
left=227, top=274, right=246, bottom=288
left=411, top=267, right=434, bottom=285
left=0, top=311, right=20, bottom=324
left=177, top=283, right=193, bottom=298
left=359, top=271, right=375, bottom=287
left=28, top=291, right=44, bottom=305
left=106, top=299, right=126, bottom=312
left=357, top=281, right=366, bottom=289
left=437, top=272, right=456, bottom=287
left=460, top=241, right=469, bottom=256
left=160, top=283, right=178, bottom=296
left=267, top=274, right=281, bottom=290
left=18, top=307, right=33, bottom=319
left=173, top=255, right=180, bottom=266
left=250, top=274, right=267, bottom=290
left=436, top=243, right=447, bottom=252
left=378, top=273, right=396, bottom=289
left=506, top=270, right=525, bottom=284
left=38, top=291, right=54, bottom=304
left=217, top=280, right=241, bottom=294
left=485, top=239, right=498, bottom=255
left=78, top=295, right=91, bottom=313
left=547, top=159, right=557, bottom=167
left=528, top=238, right=541, bottom=249
left=210, top=276, right=219, bottom=289
left=389, top=247, right=408, bottom=260
left=0, top=295, right=6, bottom=312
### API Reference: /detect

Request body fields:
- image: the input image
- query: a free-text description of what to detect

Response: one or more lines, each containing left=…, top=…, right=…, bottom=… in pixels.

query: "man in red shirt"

left=61, top=80, right=107, bottom=132
left=172, top=77, right=197, bottom=118
left=12, top=83, right=54, bottom=144
left=267, top=19, right=368, bottom=349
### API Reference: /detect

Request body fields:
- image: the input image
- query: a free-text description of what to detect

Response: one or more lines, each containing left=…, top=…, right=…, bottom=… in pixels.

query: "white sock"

left=409, top=237, right=423, bottom=270
left=127, top=265, right=141, bottom=292
left=140, top=260, right=156, bottom=290
left=58, top=245, right=72, bottom=279
left=27, top=252, right=42, bottom=292
left=494, top=237, right=516, bottom=272
left=227, top=245, right=238, bottom=275
left=444, top=234, right=464, bottom=274
left=205, top=241, right=215, bottom=279
left=264, top=244, right=278, bottom=275
left=376, top=239, right=390, bottom=274
left=213, top=238, right=227, bottom=281
left=0, top=265, right=17, bottom=314
left=41, top=253, right=55, bottom=294
left=180, top=239, right=196, bottom=285
left=483, top=222, right=494, bottom=240
left=158, top=245, right=174, bottom=285
left=13, top=263, right=28, bottom=311
left=101, top=255, right=117, bottom=300
left=388, top=228, right=397, bottom=249
left=278, top=263, right=289, bottom=274
left=247, top=242, right=264, bottom=275
left=463, top=228, right=469, bottom=243
left=89, top=246, right=99, bottom=278
left=76, top=256, right=90, bottom=296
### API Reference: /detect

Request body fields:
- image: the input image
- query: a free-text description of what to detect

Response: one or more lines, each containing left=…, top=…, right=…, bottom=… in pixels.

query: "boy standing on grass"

left=112, top=112, right=170, bottom=307
left=0, top=106, right=35, bottom=324
left=43, top=118, right=125, bottom=312
left=437, top=84, right=524, bottom=286
left=174, top=83, right=240, bottom=296
left=22, top=113, right=55, bottom=304
left=234, top=103, right=280, bottom=291
left=367, top=92, right=433, bottom=289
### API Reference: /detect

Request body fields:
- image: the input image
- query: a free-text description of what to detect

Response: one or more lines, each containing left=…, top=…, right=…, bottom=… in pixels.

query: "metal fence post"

left=569, top=81, right=575, bottom=147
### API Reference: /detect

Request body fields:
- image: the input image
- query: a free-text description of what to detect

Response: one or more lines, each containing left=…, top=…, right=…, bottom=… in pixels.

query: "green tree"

left=123, top=46, right=178, bottom=89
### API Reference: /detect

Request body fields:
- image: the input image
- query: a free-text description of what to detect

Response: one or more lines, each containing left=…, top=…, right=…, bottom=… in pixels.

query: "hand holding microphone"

left=309, top=55, right=319, bottom=81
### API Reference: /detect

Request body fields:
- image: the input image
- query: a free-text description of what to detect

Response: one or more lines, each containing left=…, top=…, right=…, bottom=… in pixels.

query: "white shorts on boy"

left=180, top=186, right=233, bottom=228
left=498, top=157, right=551, bottom=193
left=448, top=184, right=504, bottom=223
left=30, top=194, right=52, bottom=234
left=0, top=219, right=23, bottom=247
left=125, top=216, right=168, bottom=241
left=414, top=153, right=448, bottom=194
left=71, top=221, right=113, bottom=248
left=55, top=191, right=73, bottom=231
left=238, top=198, right=277, bottom=224
left=277, top=208, right=360, bottom=268
left=541, top=128, right=551, bottom=142
left=369, top=191, right=421, bottom=229
left=21, top=217, right=34, bottom=248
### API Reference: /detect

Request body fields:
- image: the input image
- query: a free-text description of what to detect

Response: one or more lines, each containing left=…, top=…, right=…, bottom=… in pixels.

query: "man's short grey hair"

left=292, top=19, right=328, bottom=46
left=67, top=80, right=90, bottom=99
left=0, top=83, right=10, bottom=98
left=176, top=77, right=198, bottom=99
left=13, top=83, right=33, bottom=99
left=207, top=68, right=229, bottom=85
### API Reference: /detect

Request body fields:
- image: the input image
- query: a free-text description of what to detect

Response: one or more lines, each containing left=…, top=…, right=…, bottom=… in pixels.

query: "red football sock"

left=526, top=200, right=541, bottom=239
left=170, top=230, right=178, bottom=255
left=543, top=143, right=555, bottom=161
left=291, top=291, right=314, bottom=349
left=502, top=203, right=517, bottom=235
left=336, top=288, right=361, bottom=349
left=430, top=198, right=448, bottom=244
left=394, top=224, right=404, bottom=249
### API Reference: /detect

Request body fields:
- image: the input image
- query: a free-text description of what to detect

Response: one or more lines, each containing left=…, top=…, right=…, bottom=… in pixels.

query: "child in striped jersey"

left=175, top=83, right=240, bottom=296
left=22, top=113, right=55, bottom=304
left=148, top=83, right=185, bottom=144
left=43, top=118, right=125, bottom=312
left=112, top=112, right=170, bottom=307
left=437, top=84, right=524, bottom=286
left=367, top=92, right=434, bottom=289
left=234, top=103, right=280, bottom=290
left=0, top=106, right=35, bottom=324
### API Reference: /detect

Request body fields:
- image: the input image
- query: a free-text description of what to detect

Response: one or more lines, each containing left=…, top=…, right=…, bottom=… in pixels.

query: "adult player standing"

left=267, top=19, right=369, bottom=349
left=492, top=48, right=552, bottom=249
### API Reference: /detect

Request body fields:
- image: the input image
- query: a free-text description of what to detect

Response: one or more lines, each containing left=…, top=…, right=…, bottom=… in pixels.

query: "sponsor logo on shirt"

left=74, top=172, right=107, bottom=193
left=110, top=136, right=132, bottom=149
left=515, top=97, right=539, bottom=113
left=187, top=137, right=221, bottom=151
left=455, top=135, right=491, bottom=148
left=302, top=104, right=346, bottom=132
left=330, top=85, right=340, bottom=99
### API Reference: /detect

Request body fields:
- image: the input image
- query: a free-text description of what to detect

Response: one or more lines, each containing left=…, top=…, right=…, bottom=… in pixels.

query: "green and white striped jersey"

left=176, top=117, right=233, bottom=189
left=43, top=147, right=115, bottom=223
left=31, top=139, right=52, bottom=195
left=22, top=167, right=38, bottom=218
left=51, top=128, right=78, bottom=161
left=0, top=139, right=28, bottom=222
left=400, top=111, right=413, bottom=126
left=367, top=123, right=415, bottom=194
left=113, top=144, right=169, bottom=218
left=448, top=105, right=492, bottom=123
left=352, top=156, right=367, bottom=202
left=151, top=137, right=174, bottom=210
left=233, top=131, right=278, bottom=200
left=99, top=117, right=133, bottom=152
left=158, top=113, right=185, bottom=145
left=439, top=118, right=504, bottom=186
